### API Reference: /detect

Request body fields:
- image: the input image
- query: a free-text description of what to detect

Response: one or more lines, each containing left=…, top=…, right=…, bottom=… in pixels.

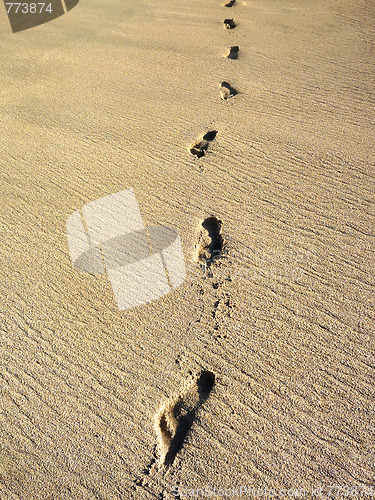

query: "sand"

left=0, top=0, right=374, bottom=498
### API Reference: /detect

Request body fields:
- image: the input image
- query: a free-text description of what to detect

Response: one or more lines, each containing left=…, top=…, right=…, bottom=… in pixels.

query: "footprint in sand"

left=193, top=216, right=223, bottom=265
left=226, top=45, right=240, bottom=59
left=190, top=130, right=217, bottom=158
left=220, top=81, right=238, bottom=100
left=224, top=0, right=236, bottom=6
left=223, top=18, right=236, bottom=29
left=154, top=370, right=215, bottom=467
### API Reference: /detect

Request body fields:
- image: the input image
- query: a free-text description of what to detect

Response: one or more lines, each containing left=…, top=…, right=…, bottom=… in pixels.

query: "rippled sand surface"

left=0, top=0, right=374, bottom=498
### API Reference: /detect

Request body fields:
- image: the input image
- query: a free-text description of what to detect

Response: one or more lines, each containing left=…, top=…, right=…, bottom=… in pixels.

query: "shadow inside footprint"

left=224, top=0, right=236, bottom=6
left=194, top=216, right=224, bottom=265
left=223, top=18, right=236, bottom=29
left=202, top=217, right=223, bottom=262
left=190, top=130, right=217, bottom=158
left=203, top=130, right=217, bottom=141
left=155, top=371, right=215, bottom=467
left=227, top=46, right=239, bottom=59
left=220, top=81, right=238, bottom=100
left=190, top=141, right=208, bottom=158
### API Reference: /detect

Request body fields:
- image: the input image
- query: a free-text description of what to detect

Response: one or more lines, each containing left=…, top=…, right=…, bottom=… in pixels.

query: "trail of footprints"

left=190, top=2, right=240, bottom=159
left=139, top=2, right=243, bottom=488
left=137, top=235, right=233, bottom=492
left=145, top=216, right=229, bottom=478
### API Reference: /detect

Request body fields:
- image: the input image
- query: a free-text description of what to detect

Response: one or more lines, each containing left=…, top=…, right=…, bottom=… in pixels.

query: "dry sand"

left=0, top=0, right=374, bottom=498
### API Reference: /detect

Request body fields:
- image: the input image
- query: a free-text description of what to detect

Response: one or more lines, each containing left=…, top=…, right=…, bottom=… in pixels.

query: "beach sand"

left=0, top=0, right=374, bottom=498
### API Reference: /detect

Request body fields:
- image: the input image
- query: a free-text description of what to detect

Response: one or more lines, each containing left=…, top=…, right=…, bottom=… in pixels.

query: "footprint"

left=223, top=18, right=236, bottom=29
left=226, top=45, right=240, bottom=59
left=220, top=81, right=238, bottom=100
left=193, top=216, right=223, bottom=265
left=224, top=0, right=236, bottom=6
left=154, top=370, right=215, bottom=467
left=190, top=130, right=217, bottom=158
